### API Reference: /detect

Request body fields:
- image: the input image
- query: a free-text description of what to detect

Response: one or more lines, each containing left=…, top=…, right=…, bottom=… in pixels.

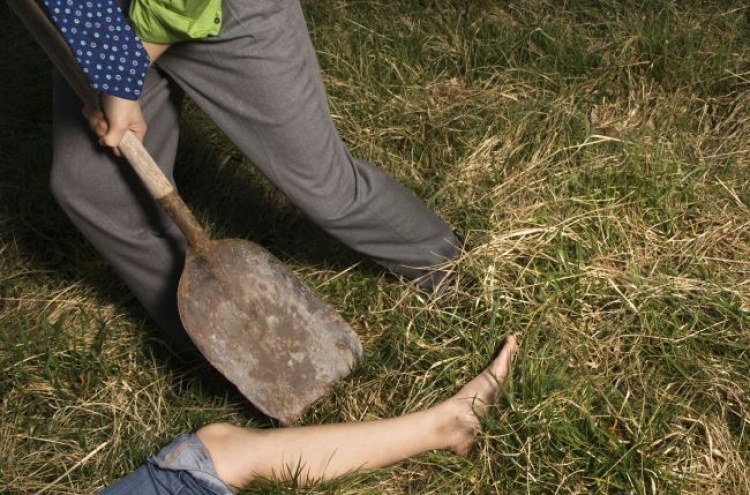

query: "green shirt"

left=129, top=0, right=223, bottom=44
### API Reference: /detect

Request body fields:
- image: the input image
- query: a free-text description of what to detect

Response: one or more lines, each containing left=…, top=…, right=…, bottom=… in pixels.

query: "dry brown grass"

left=2, top=0, right=749, bottom=494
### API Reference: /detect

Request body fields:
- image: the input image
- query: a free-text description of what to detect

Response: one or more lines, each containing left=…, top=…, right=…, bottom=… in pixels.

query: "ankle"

left=432, top=400, right=478, bottom=455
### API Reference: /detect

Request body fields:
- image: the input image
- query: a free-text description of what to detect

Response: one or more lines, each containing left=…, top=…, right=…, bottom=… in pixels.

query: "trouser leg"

left=50, top=68, right=192, bottom=349
left=156, top=0, right=460, bottom=285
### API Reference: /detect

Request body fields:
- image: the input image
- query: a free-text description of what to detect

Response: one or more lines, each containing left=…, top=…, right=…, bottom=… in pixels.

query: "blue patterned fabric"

left=42, top=0, right=150, bottom=100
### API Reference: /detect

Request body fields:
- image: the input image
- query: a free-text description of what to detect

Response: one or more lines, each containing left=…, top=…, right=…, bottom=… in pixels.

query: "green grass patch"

left=2, top=0, right=749, bottom=494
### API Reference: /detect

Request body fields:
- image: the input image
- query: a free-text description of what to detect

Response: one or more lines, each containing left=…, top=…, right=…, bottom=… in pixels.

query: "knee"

left=196, top=422, right=238, bottom=447
left=195, top=423, right=239, bottom=475
left=196, top=423, right=260, bottom=488
left=49, top=154, right=100, bottom=218
left=49, top=159, right=76, bottom=212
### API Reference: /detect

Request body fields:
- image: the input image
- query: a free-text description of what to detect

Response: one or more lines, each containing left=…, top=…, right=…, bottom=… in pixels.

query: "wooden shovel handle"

left=8, top=0, right=210, bottom=252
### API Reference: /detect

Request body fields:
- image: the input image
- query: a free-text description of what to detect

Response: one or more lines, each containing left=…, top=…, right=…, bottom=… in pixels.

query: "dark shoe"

left=416, top=267, right=477, bottom=297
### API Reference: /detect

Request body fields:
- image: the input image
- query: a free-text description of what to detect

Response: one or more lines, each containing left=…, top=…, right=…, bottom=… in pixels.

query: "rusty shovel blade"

left=177, top=239, right=362, bottom=424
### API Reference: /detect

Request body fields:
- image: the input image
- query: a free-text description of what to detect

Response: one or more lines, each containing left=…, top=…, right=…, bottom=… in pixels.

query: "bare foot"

left=441, top=335, right=518, bottom=455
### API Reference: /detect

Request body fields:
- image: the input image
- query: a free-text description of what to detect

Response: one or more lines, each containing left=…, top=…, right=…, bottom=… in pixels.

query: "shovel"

left=9, top=0, right=363, bottom=425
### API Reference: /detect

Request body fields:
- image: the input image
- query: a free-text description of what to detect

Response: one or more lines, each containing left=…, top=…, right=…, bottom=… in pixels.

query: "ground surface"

left=1, top=1, right=749, bottom=494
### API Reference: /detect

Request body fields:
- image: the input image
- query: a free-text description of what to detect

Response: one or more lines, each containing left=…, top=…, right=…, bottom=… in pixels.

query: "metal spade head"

left=177, top=239, right=362, bottom=424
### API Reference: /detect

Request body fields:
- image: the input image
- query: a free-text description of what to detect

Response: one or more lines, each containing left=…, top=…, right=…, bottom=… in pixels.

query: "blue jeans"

left=96, top=433, right=234, bottom=495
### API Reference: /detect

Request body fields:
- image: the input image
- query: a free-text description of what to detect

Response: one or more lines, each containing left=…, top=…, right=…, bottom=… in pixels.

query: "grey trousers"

left=50, top=0, right=459, bottom=347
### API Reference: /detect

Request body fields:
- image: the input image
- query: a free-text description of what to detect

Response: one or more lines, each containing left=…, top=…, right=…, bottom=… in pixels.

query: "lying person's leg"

left=199, top=335, right=518, bottom=488
left=96, top=335, right=517, bottom=494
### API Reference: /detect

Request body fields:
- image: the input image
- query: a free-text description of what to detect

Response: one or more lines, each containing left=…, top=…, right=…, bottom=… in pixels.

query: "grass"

left=1, top=0, right=749, bottom=493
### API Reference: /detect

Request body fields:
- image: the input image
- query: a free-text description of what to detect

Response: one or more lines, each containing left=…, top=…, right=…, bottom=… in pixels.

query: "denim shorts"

left=96, top=433, right=235, bottom=495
